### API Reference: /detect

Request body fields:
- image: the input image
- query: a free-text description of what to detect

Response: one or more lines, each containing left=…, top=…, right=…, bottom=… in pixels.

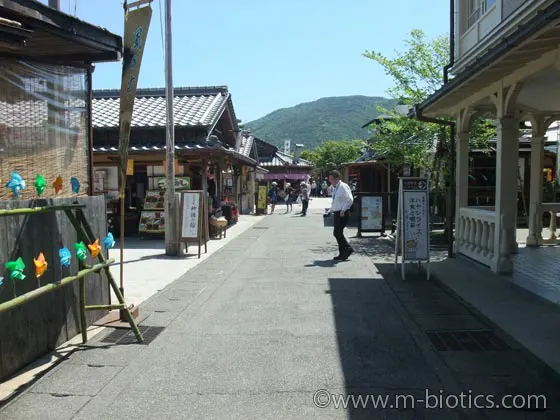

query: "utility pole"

left=48, top=0, right=60, bottom=9
left=164, top=0, right=178, bottom=255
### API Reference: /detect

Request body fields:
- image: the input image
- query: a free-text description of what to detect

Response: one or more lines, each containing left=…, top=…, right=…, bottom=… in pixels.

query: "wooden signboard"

left=394, top=177, right=430, bottom=280
left=357, top=193, right=385, bottom=236
left=179, top=190, right=208, bottom=258
left=257, top=185, right=268, bottom=214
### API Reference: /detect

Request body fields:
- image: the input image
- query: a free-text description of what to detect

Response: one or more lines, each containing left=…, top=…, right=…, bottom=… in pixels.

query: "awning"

left=263, top=173, right=309, bottom=181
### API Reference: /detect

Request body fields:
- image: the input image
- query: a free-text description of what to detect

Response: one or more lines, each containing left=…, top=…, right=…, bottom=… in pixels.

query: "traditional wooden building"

left=92, top=86, right=258, bottom=233
left=256, top=138, right=314, bottom=184
left=0, top=0, right=122, bottom=383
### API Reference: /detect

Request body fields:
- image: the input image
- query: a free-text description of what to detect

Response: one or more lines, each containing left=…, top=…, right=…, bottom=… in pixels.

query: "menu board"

left=138, top=211, right=165, bottom=233
left=359, top=194, right=384, bottom=232
left=180, top=191, right=202, bottom=240
left=401, top=178, right=429, bottom=261
left=257, top=185, right=268, bottom=210
left=143, top=190, right=165, bottom=210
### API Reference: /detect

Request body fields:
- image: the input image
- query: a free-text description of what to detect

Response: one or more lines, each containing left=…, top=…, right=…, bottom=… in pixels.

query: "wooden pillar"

left=526, top=135, right=545, bottom=246
left=492, top=116, right=519, bottom=273
left=455, top=131, right=469, bottom=254
left=250, top=169, right=256, bottom=214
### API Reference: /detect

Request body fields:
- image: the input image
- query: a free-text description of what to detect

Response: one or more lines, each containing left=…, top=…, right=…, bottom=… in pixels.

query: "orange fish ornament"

left=88, top=239, right=101, bottom=258
left=53, top=176, right=63, bottom=194
left=34, top=252, right=48, bottom=278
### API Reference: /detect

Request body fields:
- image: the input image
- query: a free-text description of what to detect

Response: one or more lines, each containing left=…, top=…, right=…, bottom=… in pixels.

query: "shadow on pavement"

left=304, top=259, right=338, bottom=268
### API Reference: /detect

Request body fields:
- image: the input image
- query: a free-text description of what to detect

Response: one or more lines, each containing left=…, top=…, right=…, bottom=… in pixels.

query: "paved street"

left=2, top=198, right=560, bottom=419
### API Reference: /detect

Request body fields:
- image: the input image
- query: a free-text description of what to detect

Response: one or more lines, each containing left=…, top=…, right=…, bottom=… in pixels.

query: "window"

left=467, top=0, right=496, bottom=29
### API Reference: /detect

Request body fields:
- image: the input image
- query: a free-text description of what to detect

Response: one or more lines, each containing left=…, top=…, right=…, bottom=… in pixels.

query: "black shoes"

left=334, top=247, right=353, bottom=261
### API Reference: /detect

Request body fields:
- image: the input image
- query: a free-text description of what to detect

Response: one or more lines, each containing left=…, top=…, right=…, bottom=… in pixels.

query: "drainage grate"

left=100, top=326, right=165, bottom=346
left=426, top=330, right=510, bottom=352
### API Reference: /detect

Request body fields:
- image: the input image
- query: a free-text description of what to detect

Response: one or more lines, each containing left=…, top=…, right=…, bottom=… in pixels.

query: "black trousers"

left=333, top=211, right=350, bottom=254
left=302, top=198, right=309, bottom=215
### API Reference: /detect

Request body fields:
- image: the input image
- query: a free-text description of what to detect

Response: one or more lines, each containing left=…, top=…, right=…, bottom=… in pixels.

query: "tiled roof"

left=259, top=150, right=313, bottom=168
left=93, top=142, right=256, bottom=166
left=92, top=86, right=234, bottom=129
left=238, top=135, right=254, bottom=157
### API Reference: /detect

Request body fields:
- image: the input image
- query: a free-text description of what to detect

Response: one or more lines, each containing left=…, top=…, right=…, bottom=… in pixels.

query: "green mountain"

left=244, top=95, right=396, bottom=149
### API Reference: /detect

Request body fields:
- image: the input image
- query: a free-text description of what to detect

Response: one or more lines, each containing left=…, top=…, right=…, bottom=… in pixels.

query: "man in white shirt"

left=328, top=170, right=354, bottom=260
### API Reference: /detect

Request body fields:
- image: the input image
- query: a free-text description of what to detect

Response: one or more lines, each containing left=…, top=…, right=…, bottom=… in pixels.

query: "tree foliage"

left=300, top=140, right=365, bottom=171
left=363, top=29, right=494, bottom=171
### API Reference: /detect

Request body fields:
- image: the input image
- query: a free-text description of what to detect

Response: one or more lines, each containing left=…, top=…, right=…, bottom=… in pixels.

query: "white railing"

left=457, top=207, right=497, bottom=267
left=536, top=203, right=560, bottom=245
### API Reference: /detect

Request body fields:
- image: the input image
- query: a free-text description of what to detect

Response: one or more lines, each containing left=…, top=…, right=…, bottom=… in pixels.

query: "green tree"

left=363, top=29, right=494, bottom=219
left=303, top=140, right=365, bottom=172
left=363, top=29, right=494, bottom=170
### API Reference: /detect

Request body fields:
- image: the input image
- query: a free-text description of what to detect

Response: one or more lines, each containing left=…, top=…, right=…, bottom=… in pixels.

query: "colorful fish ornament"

left=103, top=232, right=115, bottom=250
left=88, top=239, right=101, bottom=258
left=33, top=252, right=48, bottom=278
left=70, top=177, right=80, bottom=194
left=5, top=257, right=25, bottom=281
left=34, top=174, right=46, bottom=196
left=0, top=276, right=4, bottom=286
left=74, top=242, right=87, bottom=261
left=59, top=247, right=71, bottom=268
left=53, top=176, right=63, bottom=194
left=5, top=171, right=26, bottom=198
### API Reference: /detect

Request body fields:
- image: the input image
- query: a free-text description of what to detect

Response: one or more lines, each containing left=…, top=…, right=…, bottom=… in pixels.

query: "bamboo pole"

left=0, top=204, right=86, bottom=217
left=85, top=304, right=126, bottom=311
left=0, top=261, right=114, bottom=315
left=79, top=277, right=87, bottom=343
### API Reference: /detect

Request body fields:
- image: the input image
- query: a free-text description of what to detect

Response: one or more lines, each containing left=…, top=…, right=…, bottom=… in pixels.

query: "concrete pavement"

left=2, top=198, right=560, bottom=419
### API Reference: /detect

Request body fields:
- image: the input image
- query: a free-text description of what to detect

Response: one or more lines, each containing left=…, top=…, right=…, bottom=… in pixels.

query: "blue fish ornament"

left=103, top=232, right=115, bottom=250
left=70, top=177, right=80, bottom=194
left=59, top=247, right=71, bottom=268
left=0, top=276, right=4, bottom=286
left=5, top=171, right=26, bottom=198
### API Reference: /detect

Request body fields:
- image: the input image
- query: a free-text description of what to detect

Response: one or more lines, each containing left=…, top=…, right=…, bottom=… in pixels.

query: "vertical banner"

left=118, top=5, right=152, bottom=196
left=118, top=3, right=152, bottom=298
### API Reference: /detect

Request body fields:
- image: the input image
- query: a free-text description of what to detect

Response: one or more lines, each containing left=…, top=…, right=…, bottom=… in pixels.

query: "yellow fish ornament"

left=34, top=252, right=48, bottom=278
left=88, top=239, right=101, bottom=258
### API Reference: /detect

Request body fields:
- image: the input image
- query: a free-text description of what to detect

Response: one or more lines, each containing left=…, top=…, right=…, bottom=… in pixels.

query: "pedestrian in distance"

left=284, top=182, right=295, bottom=213
left=268, top=181, right=279, bottom=214
left=327, top=170, right=354, bottom=260
left=300, top=181, right=309, bottom=216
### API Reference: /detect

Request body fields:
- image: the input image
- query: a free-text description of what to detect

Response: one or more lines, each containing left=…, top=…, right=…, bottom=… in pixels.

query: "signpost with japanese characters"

left=394, top=177, right=430, bottom=280
left=179, top=190, right=208, bottom=258
left=357, top=193, right=385, bottom=236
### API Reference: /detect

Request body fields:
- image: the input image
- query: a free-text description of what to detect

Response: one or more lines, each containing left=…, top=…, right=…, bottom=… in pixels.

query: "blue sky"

left=40, top=0, right=448, bottom=122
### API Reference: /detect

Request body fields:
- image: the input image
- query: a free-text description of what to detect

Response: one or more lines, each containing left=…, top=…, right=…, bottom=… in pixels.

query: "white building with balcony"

left=414, top=1, right=560, bottom=283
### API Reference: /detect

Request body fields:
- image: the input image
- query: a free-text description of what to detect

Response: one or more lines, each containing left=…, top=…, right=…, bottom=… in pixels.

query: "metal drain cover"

left=426, top=330, right=510, bottom=352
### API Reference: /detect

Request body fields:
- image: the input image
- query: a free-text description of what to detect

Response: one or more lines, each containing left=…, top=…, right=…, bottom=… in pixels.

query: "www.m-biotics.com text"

left=312, top=389, right=547, bottom=410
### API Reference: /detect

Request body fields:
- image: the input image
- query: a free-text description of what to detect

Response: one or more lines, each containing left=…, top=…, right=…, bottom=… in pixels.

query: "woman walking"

left=268, top=181, right=279, bottom=214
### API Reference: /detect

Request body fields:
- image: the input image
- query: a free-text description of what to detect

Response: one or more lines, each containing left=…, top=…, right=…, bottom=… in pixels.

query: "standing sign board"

left=257, top=185, right=268, bottom=214
left=179, top=190, right=208, bottom=258
left=357, top=193, right=385, bottom=236
left=394, top=177, right=430, bottom=280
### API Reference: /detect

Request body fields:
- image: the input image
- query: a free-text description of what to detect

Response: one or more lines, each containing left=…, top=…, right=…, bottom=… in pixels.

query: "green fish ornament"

left=74, top=242, right=87, bottom=261
left=35, top=174, right=46, bottom=196
left=5, top=257, right=25, bottom=281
